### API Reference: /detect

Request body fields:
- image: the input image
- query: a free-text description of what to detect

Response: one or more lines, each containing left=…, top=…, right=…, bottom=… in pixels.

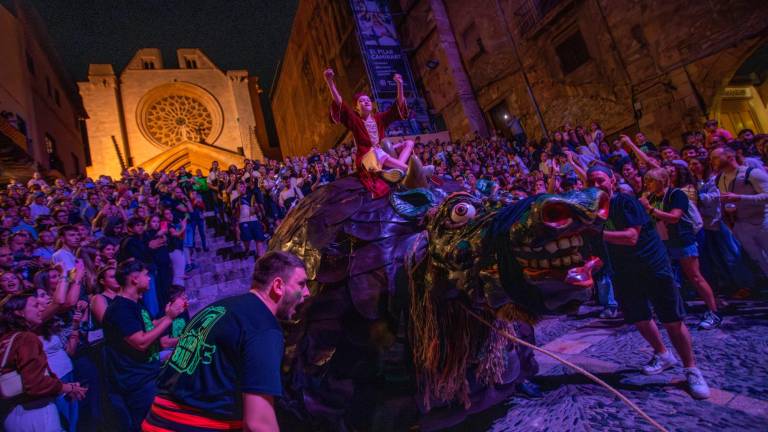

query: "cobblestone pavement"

left=444, top=300, right=768, bottom=432
left=198, top=265, right=768, bottom=432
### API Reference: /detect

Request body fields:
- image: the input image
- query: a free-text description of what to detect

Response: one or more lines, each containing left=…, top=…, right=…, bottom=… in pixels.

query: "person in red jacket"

left=0, top=293, right=87, bottom=432
left=325, top=67, right=432, bottom=199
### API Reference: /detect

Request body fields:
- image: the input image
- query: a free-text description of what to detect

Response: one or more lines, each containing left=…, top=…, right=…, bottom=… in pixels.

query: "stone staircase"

left=184, top=218, right=256, bottom=314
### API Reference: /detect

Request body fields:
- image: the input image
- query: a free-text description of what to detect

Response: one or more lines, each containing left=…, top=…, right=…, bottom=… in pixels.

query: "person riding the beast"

left=324, top=67, right=433, bottom=198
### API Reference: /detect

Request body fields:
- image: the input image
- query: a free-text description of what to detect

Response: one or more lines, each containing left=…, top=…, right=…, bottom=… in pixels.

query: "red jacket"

left=330, top=99, right=409, bottom=199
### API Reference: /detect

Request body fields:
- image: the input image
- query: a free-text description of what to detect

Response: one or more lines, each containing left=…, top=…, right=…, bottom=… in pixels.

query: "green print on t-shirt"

left=141, top=309, right=160, bottom=362
left=169, top=306, right=226, bottom=375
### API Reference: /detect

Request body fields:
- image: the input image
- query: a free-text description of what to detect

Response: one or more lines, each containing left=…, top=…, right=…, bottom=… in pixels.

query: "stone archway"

left=690, top=36, right=768, bottom=133
left=138, top=141, right=244, bottom=175
left=708, top=40, right=768, bottom=134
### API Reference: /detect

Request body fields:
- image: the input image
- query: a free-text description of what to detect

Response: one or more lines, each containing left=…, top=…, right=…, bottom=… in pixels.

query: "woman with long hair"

left=0, top=293, right=87, bottom=432
left=640, top=168, right=721, bottom=329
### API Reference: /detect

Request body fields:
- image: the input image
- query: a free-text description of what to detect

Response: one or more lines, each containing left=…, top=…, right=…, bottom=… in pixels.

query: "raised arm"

left=394, top=73, right=405, bottom=106
left=564, top=150, right=587, bottom=183
left=324, top=68, right=343, bottom=106
left=621, top=135, right=660, bottom=169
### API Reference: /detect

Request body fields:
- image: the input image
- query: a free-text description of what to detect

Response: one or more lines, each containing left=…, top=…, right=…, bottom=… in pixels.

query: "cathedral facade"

left=79, top=48, right=268, bottom=177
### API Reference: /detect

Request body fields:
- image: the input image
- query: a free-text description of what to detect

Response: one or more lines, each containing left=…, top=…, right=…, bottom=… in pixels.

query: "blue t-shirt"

left=156, top=293, right=284, bottom=420
left=650, top=188, right=696, bottom=248
left=103, top=296, right=161, bottom=393
left=605, top=193, right=671, bottom=274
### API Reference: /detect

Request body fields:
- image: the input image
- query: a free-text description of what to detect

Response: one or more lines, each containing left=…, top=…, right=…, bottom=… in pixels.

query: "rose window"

left=144, top=95, right=214, bottom=147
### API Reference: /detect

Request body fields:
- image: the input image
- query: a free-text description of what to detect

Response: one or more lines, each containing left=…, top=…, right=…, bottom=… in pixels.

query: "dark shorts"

left=239, top=221, right=266, bottom=242
left=613, top=267, right=686, bottom=324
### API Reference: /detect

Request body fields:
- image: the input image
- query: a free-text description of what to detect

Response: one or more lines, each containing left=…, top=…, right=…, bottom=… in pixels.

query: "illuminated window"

left=142, top=60, right=155, bottom=70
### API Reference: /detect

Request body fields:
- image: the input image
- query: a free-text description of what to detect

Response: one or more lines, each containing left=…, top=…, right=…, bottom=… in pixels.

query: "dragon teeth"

left=558, top=238, right=571, bottom=249
left=572, top=236, right=583, bottom=247
left=532, top=246, right=543, bottom=252
left=551, top=257, right=562, bottom=267
left=571, top=253, right=582, bottom=263
left=545, top=242, right=558, bottom=254
left=516, top=258, right=529, bottom=267
left=539, top=259, right=549, bottom=269
left=522, top=246, right=532, bottom=252
left=562, top=256, right=572, bottom=266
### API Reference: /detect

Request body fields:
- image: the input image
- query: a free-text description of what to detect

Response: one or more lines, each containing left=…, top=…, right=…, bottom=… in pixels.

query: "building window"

left=15, top=114, right=27, bottom=136
left=26, top=52, right=35, bottom=75
left=555, top=31, right=590, bottom=75
left=71, top=153, right=80, bottom=175
left=142, top=60, right=155, bottom=69
left=46, top=77, right=52, bottom=97
left=54, top=89, right=61, bottom=107
left=44, top=133, right=56, bottom=154
left=185, top=57, right=198, bottom=69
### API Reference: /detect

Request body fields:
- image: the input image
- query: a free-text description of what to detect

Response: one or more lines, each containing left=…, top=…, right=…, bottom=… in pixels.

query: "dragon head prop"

left=408, top=188, right=608, bottom=409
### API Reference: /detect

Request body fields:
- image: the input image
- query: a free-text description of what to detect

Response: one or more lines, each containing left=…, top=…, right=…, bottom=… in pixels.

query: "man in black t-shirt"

left=104, top=260, right=187, bottom=431
left=144, top=251, right=309, bottom=432
left=587, top=166, right=710, bottom=400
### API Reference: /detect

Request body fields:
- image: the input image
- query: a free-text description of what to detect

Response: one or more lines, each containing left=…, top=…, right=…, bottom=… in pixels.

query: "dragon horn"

left=403, top=155, right=428, bottom=189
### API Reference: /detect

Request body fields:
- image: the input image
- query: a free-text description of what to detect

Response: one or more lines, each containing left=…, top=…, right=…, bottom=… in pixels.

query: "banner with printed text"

left=350, top=0, right=433, bottom=136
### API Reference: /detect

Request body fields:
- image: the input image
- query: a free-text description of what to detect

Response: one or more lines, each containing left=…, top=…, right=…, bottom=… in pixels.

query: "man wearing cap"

left=587, top=165, right=711, bottom=399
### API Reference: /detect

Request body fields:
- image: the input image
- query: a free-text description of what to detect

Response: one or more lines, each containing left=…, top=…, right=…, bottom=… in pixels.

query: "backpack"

left=715, top=166, right=754, bottom=191
left=663, top=188, right=703, bottom=234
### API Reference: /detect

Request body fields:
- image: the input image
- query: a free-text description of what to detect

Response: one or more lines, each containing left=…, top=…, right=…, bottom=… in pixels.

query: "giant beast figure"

left=269, top=169, right=609, bottom=431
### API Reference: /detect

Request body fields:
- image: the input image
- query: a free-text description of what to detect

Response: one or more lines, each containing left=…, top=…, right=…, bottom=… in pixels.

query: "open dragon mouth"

left=513, top=234, right=585, bottom=270
left=512, top=233, right=603, bottom=289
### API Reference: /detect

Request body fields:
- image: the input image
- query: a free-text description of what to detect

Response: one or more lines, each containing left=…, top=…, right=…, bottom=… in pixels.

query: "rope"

left=459, top=304, right=669, bottom=432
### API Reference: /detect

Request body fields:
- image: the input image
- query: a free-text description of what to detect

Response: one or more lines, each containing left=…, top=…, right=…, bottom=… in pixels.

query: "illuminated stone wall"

left=396, top=0, right=768, bottom=143
left=79, top=48, right=267, bottom=177
left=271, top=0, right=368, bottom=157
left=273, top=0, right=768, bottom=150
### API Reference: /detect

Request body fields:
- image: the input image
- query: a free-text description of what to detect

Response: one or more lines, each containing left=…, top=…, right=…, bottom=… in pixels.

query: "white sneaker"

left=641, top=351, right=679, bottom=375
left=684, top=367, right=711, bottom=399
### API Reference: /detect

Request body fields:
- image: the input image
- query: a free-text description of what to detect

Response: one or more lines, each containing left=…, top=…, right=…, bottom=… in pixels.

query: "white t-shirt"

left=40, top=332, right=73, bottom=378
left=52, top=248, right=76, bottom=273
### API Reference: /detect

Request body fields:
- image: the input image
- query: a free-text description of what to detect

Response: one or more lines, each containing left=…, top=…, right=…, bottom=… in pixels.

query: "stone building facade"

left=271, top=0, right=370, bottom=156
left=398, top=0, right=768, bottom=144
left=273, top=0, right=768, bottom=155
left=0, top=0, right=87, bottom=180
left=79, top=48, right=269, bottom=178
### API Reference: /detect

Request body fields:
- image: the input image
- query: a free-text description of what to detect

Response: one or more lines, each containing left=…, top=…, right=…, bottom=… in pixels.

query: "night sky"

left=27, top=0, right=299, bottom=91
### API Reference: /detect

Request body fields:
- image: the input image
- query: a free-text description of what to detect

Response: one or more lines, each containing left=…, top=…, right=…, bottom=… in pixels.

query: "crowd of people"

left=0, top=112, right=766, bottom=430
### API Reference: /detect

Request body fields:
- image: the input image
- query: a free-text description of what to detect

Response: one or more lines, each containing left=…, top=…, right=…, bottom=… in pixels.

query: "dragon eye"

left=449, top=202, right=477, bottom=225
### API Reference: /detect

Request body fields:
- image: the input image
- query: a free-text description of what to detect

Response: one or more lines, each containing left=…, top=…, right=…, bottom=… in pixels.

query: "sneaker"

left=642, top=351, right=679, bottom=375
left=698, top=310, right=722, bottom=330
left=684, top=367, right=710, bottom=399
left=600, top=306, right=619, bottom=319
left=381, top=169, right=405, bottom=183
